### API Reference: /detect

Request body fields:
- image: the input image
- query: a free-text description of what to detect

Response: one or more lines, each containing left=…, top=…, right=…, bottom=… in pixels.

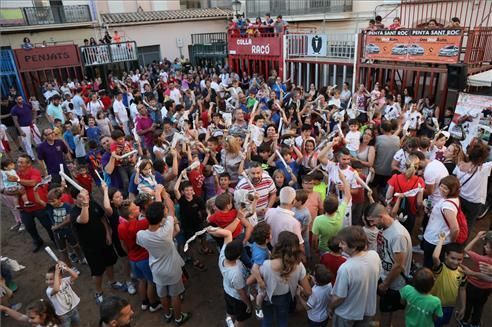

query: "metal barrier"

left=286, top=33, right=356, bottom=60
left=191, top=32, right=227, bottom=45
left=464, top=27, right=492, bottom=67
left=80, top=41, right=138, bottom=67
left=19, top=5, right=91, bottom=26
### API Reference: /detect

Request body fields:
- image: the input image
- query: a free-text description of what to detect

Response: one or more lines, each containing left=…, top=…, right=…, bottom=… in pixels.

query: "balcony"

left=246, top=0, right=353, bottom=18
left=80, top=41, right=138, bottom=67
left=0, top=5, right=92, bottom=27
left=286, top=33, right=355, bottom=62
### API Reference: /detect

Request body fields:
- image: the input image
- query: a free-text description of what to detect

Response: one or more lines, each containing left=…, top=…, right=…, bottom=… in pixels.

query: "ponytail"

left=404, top=154, right=419, bottom=179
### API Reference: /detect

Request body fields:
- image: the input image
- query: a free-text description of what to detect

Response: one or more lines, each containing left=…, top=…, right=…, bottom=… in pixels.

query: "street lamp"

left=232, top=0, right=242, bottom=16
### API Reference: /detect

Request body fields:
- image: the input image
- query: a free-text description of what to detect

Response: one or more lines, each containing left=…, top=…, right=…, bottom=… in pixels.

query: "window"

left=107, top=0, right=124, bottom=13
left=137, top=45, right=161, bottom=67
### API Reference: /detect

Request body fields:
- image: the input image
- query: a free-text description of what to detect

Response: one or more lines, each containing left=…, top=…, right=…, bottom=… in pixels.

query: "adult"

left=373, top=120, right=400, bottom=196
left=231, top=109, right=248, bottom=132
left=340, top=82, right=352, bottom=109
left=37, top=128, right=70, bottom=183
left=221, top=136, right=243, bottom=186
left=88, top=93, right=104, bottom=118
left=135, top=104, right=156, bottom=151
left=16, top=154, right=54, bottom=252
left=46, top=94, right=65, bottom=125
left=416, top=151, right=449, bottom=208
left=11, top=95, right=41, bottom=160
left=100, top=135, right=123, bottom=189
left=0, top=95, right=21, bottom=151
left=418, top=97, right=440, bottom=138
left=421, top=174, right=463, bottom=263
left=72, top=88, right=87, bottom=118
left=329, top=226, right=381, bottom=326
left=354, top=127, right=375, bottom=177
left=365, top=203, right=412, bottom=327
left=264, top=187, right=304, bottom=249
left=454, top=141, right=492, bottom=238
left=43, top=83, right=60, bottom=102
left=273, top=15, right=288, bottom=34
left=21, top=37, right=33, bottom=49
left=259, top=231, right=311, bottom=327
left=99, top=296, right=134, bottom=327
left=70, top=188, right=120, bottom=304
left=443, top=142, right=463, bottom=175
left=235, top=161, right=277, bottom=219
left=0, top=160, right=23, bottom=231
left=386, top=154, right=424, bottom=236
left=113, top=92, right=130, bottom=135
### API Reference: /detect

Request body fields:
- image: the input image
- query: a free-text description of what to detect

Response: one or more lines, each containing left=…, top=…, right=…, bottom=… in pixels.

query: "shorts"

left=434, top=306, right=454, bottom=327
left=379, top=285, right=405, bottom=312
left=60, top=308, right=81, bottom=327
left=130, top=259, right=153, bottom=282
left=224, top=292, right=251, bottom=322
left=333, top=314, right=371, bottom=327
left=54, top=229, right=78, bottom=251
left=156, top=279, right=185, bottom=298
left=84, top=244, right=118, bottom=276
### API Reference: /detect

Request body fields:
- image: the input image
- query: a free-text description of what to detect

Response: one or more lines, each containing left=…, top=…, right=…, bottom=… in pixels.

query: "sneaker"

left=174, top=312, right=191, bottom=326
left=149, top=302, right=162, bottom=313
left=18, top=224, right=25, bottom=232
left=164, top=308, right=173, bottom=322
left=71, top=266, right=81, bottom=275
left=9, top=223, right=20, bottom=231
left=412, top=245, right=424, bottom=254
left=109, top=281, right=127, bottom=292
left=255, top=307, right=264, bottom=320
left=141, top=300, right=149, bottom=311
left=95, top=292, right=104, bottom=305
left=126, top=281, right=136, bottom=295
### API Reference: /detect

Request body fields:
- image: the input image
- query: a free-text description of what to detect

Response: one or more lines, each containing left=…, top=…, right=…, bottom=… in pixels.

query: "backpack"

left=441, top=199, right=468, bottom=244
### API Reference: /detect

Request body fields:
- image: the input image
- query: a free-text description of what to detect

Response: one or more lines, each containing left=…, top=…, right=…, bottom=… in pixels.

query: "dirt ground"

left=0, top=121, right=491, bottom=326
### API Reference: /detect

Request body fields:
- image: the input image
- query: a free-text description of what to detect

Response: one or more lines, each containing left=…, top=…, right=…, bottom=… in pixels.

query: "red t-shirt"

left=75, top=174, right=92, bottom=193
left=101, top=96, right=112, bottom=110
left=208, top=209, right=242, bottom=238
left=187, top=164, right=205, bottom=198
left=17, top=167, right=47, bottom=212
left=60, top=193, right=74, bottom=205
left=387, top=174, right=424, bottom=216
left=200, top=111, right=209, bottom=128
left=320, top=252, right=347, bottom=284
left=118, top=218, right=149, bottom=262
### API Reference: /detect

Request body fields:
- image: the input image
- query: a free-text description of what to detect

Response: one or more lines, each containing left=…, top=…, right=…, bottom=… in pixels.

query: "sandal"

left=192, top=260, right=207, bottom=272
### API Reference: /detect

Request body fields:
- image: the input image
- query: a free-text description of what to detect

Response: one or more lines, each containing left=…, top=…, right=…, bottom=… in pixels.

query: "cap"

left=212, top=130, right=224, bottom=137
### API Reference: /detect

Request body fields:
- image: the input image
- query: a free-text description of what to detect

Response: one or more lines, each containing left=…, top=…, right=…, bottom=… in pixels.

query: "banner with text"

left=363, top=29, right=463, bottom=64
left=15, top=45, right=81, bottom=71
left=228, top=37, right=282, bottom=57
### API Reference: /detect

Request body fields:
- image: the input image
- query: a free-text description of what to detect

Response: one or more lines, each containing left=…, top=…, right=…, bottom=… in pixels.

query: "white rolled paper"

left=60, top=172, right=83, bottom=191
left=275, top=150, right=290, bottom=171
left=119, top=149, right=137, bottom=159
left=59, top=164, right=65, bottom=183
left=338, top=124, right=344, bottom=138
left=241, top=171, right=257, bottom=192
left=45, top=246, right=59, bottom=262
left=95, top=170, right=104, bottom=183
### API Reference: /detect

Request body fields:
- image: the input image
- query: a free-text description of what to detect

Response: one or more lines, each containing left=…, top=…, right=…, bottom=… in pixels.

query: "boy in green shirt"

left=312, top=169, right=351, bottom=254
left=400, top=267, right=443, bottom=327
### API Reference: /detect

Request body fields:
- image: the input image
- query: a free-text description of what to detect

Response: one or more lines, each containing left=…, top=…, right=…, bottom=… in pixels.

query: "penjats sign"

left=14, top=44, right=81, bottom=72
left=363, top=28, right=463, bottom=64
left=228, top=37, right=282, bottom=57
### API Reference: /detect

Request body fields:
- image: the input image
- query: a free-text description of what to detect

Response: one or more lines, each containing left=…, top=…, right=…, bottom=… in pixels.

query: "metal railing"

left=246, top=0, right=353, bottom=18
left=464, top=27, right=492, bottom=66
left=80, top=41, right=138, bottom=67
left=191, top=32, right=227, bottom=45
left=2, top=5, right=92, bottom=26
left=286, top=33, right=356, bottom=60
left=190, top=43, right=228, bottom=56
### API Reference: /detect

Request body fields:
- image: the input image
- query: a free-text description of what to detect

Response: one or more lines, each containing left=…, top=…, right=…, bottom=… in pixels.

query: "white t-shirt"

left=44, top=89, right=60, bottom=101
left=393, top=149, right=409, bottom=172
left=113, top=99, right=129, bottom=123
left=383, top=103, right=401, bottom=120
left=332, top=250, right=381, bottom=320
left=265, top=207, right=304, bottom=246
left=88, top=100, right=103, bottom=118
left=46, top=277, right=80, bottom=316
left=454, top=162, right=492, bottom=204
left=423, top=160, right=449, bottom=206
left=404, top=110, right=423, bottom=130
left=345, top=131, right=361, bottom=152
left=170, top=88, right=181, bottom=105
left=307, top=283, right=332, bottom=322
left=250, top=125, right=264, bottom=147
left=424, top=198, right=459, bottom=245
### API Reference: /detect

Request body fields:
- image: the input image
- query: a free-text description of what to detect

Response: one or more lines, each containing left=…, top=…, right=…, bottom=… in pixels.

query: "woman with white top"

left=453, top=140, right=492, bottom=238
left=88, top=93, right=103, bottom=118
left=354, top=128, right=376, bottom=177
left=259, top=231, right=312, bottom=327
left=221, top=136, right=243, bottom=186
left=422, top=175, right=461, bottom=268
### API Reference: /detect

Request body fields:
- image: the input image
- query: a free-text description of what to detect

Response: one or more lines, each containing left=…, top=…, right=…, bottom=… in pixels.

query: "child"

left=250, top=115, right=265, bottom=146
left=35, top=188, right=85, bottom=271
left=319, top=236, right=346, bottom=284
left=96, top=111, right=113, bottom=137
left=46, top=262, right=81, bottom=326
left=460, top=230, right=492, bottom=327
left=431, top=232, right=466, bottom=326
left=63, top=121, right=75, bottom=153
left=110, top=129, right=136, bottom=192
left=403, top=100, right=423, bottom=135
left=345, top=119, right=361, bottom=156
left=72, top=124, right=87, bottom=165
left=392, top=137, right=419, bottom=173
left=186, top=147, right=208, bottom=199
left=248, top=222, right=271, bottom=319
left=311, top=170, right=328, bottom=201
left=297, top=264, right=333, bottom=327
left=85, top=140, right=103, bottom=185
left=30, top=96, right=40, bottom=117
left=202, top=165, right=216, bottom=200
left=1, top=158, right=32, bottom=208
left=400, top=267, right=443, bottom=327
left=0, top=299, right=61, bottom=326
left=0, top=123, right=11, bottom=159
left=134, top=159, right=166, bottom=199
left=86, top=116, right=101, bottom=143
left=430, top=132, right=448, bottom=162
left=292, top=189, right=311, bottom=258
left=312, top=170, right=351, bottom=254
left=215, top=172, right=234, bottom=195
left=267, top=145, right=303, bottom=186
left=209, top=228, right=252, bottom=326
left=74, top=164, right=93, bottom=194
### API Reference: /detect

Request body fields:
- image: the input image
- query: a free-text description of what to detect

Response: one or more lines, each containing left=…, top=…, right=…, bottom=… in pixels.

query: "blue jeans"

left=60, top=308, right=81, bottom=327
left=261, top=292, right=291, bottom=327
left=20, top=208, right=54, bottom=246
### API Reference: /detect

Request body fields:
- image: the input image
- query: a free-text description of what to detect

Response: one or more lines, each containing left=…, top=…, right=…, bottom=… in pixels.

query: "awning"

left=468, top=69, right=492, bottom=87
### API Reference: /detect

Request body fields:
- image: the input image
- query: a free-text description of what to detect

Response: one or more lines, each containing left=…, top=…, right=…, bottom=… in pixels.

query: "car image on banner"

left=391, top=44, right=425, bottom=56
left=408, top=44, right=425, bottom=55
left=366, top=43, right=380, bottom=54
left=439, top=45, right=459, bottom=57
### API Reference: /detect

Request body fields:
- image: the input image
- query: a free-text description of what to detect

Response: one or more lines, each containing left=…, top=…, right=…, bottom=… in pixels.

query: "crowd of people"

left=0, top=56, right=491, bottom=327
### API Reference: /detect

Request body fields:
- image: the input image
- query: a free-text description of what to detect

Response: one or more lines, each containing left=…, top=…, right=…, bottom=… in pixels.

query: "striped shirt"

left=235, top=172, right=276, bottom=218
